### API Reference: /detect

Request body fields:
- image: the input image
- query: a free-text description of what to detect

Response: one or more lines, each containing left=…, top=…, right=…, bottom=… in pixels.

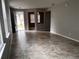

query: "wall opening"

left=15, top=11, right=25, bottom=31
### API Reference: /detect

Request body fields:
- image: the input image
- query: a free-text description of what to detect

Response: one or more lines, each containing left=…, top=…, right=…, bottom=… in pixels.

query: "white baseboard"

left=50, top=31, right=79, bottom=43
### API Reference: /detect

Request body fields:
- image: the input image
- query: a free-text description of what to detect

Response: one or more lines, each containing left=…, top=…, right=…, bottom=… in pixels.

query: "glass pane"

left=30, top=14, right=35, bottom=23
left=37, top=12, right=40, bottom=23
left=37, top=12, right=44, bottom=24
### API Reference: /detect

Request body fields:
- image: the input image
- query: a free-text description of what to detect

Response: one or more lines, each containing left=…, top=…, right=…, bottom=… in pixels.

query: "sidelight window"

left=37, top=12, right=44, bottom=24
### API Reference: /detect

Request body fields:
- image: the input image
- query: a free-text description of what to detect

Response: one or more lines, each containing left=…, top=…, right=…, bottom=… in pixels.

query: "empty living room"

left=0, top=0, right=79, bottom=59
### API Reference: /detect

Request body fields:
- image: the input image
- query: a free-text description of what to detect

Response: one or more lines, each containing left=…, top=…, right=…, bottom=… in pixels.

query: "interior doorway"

left=15, top=11, right=25, bottom=31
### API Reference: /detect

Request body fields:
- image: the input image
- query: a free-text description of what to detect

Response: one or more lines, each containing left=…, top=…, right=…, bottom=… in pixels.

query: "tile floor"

left=10, top=31, right=79, bottom=59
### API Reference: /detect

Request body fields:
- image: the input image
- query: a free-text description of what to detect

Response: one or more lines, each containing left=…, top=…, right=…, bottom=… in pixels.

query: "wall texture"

left=50, top=0, right=79, bottom=41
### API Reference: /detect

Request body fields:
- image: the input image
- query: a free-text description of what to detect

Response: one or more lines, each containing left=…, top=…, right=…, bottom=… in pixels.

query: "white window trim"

left=1, top=0, right=10, bottom=38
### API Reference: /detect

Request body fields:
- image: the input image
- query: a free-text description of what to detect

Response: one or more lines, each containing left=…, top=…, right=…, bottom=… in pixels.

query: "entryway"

left=10, top=8, right=51, bottom=32
left=15, top=11, right=25, bottom=31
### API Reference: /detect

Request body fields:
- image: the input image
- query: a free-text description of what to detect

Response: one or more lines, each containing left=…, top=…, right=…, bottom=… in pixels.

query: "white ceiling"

left=9, top=0, right=65, bottom=9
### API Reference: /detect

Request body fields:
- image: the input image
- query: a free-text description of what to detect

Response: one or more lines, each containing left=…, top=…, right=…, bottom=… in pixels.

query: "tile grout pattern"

left=10, top=31, right=79, bottom=59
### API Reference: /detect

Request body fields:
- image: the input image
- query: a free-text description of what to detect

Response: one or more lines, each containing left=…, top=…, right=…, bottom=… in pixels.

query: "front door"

left=28, top=12, right=35, bottom=30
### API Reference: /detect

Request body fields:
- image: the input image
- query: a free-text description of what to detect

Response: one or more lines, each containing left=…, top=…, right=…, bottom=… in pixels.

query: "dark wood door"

left=28, top=12, right=35, bottom=30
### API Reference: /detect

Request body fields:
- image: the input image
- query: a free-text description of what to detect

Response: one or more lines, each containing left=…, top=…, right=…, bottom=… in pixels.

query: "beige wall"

left=9, top=0, right=65, bottom=9
left=50, top=0, right=79, bottom=41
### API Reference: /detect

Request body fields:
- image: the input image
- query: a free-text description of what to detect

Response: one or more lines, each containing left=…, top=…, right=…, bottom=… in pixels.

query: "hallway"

left=10, top=31, right=79, bottom=59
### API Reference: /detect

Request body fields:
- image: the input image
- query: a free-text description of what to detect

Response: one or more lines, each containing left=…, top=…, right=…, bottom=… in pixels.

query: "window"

left=37, top=12, right=40, bottom=23
left=30, top=13, right=35, bottom=23
left=1, top=0, right=9, bottom=38
left=37, top=12, right=44, bottom=24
